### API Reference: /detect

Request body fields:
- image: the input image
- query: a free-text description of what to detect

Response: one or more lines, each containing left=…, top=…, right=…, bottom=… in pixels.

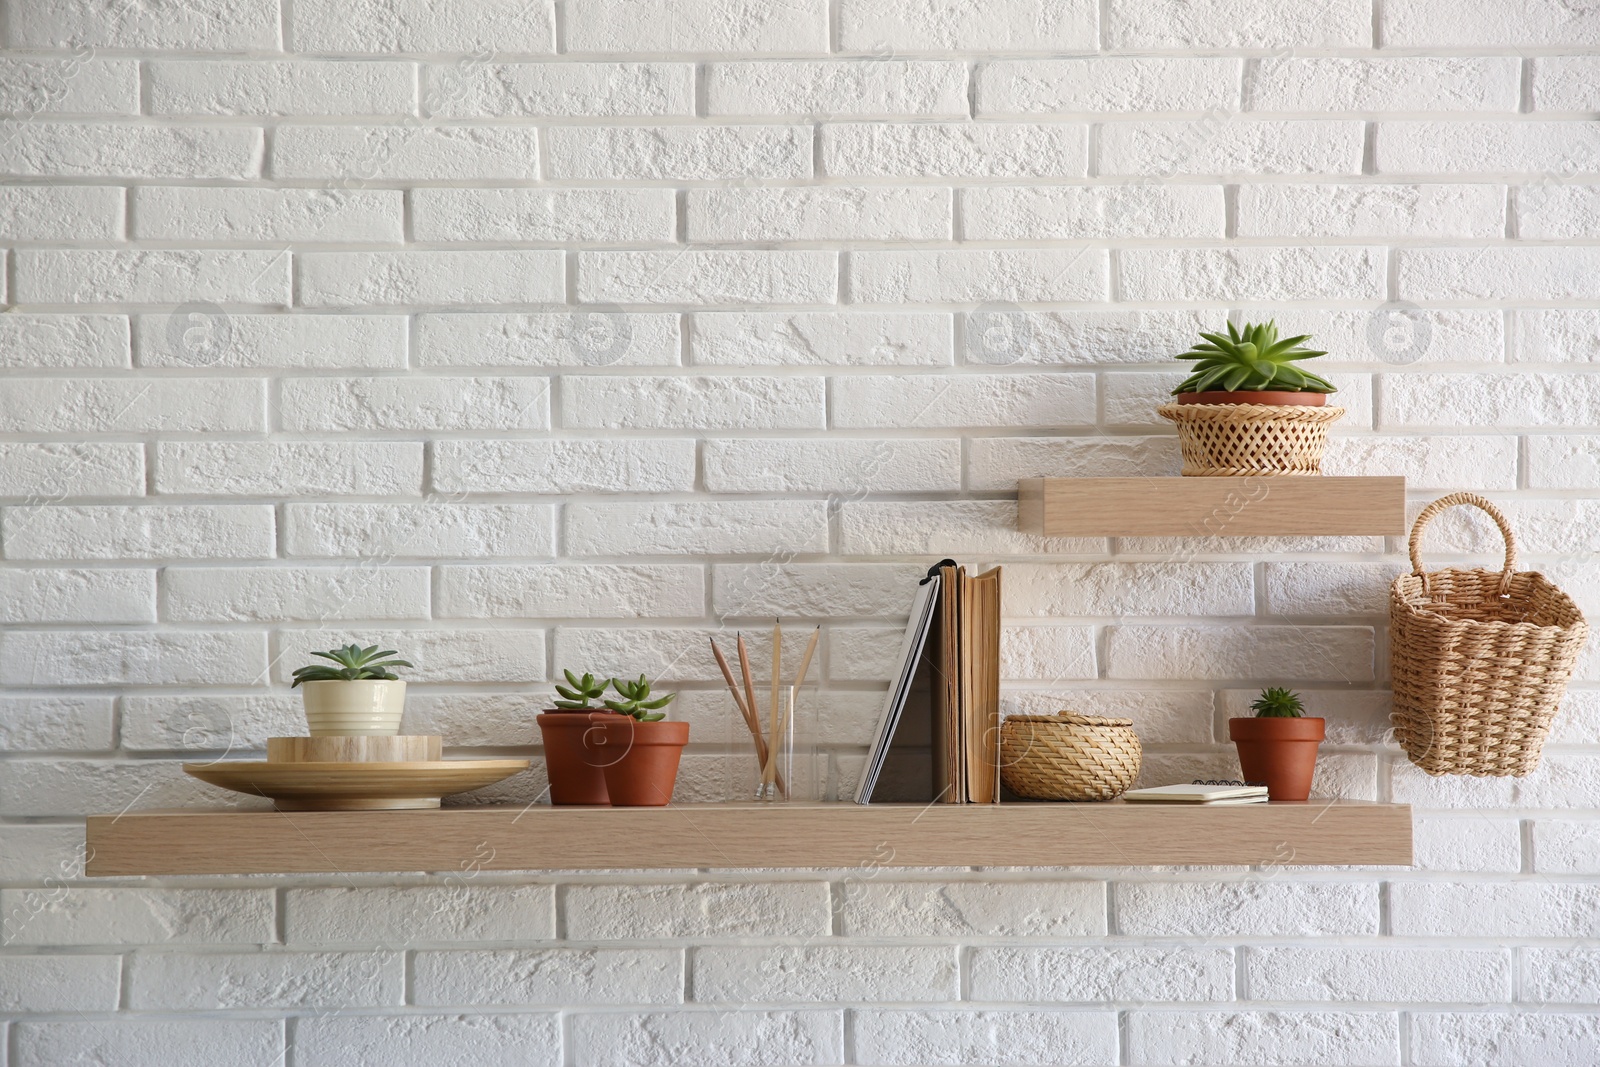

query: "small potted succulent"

left=1158, top=320, right=1345, bottom=475
left=537, top=670, right=614, bottom=805
left=591, top=674, right=687, bottom=807
left=1228, top=687, right=1325, bottom=801
left=291, top=644, right=413, bottom=736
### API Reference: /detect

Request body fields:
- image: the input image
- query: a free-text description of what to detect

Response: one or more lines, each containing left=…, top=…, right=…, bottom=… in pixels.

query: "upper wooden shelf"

left=1017, top=476, right=1406, bottom=537
left=85, top=800, right=1411, bottom=875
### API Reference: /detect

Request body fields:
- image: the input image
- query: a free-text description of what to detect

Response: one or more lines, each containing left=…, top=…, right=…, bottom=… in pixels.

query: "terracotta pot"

left=1176, top=390, right=1328, bottom=406
left=536, top=712, right=616, bottom=805
left=1229, top=716, right=1325, bottom=801
left=592, top=717, right=690, bottom=807
left=301, top=680, right=405, bottom=736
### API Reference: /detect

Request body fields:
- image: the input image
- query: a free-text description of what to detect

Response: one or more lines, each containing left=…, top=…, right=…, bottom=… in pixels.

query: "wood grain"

left=86, top=800, right=1412, bottom=875
left=181, top=759, right=528, bottom=812
left=1017, top=476, right=1405, bottom=537
left=265, top=735, right=442, bottom=763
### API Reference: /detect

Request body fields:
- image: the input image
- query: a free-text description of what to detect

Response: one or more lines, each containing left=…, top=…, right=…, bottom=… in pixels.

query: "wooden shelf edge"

left=86, top=801, right=1412, bottom=875
left=1016, top=476, right=1406, bottom=537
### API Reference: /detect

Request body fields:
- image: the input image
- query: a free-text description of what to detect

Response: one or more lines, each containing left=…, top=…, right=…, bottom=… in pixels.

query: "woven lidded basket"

left=1000, top=713, right=1142, bottom=801
left=1391, top=493, right=1589, bottom=777
left=1158, top=402, right=1344, bottom=476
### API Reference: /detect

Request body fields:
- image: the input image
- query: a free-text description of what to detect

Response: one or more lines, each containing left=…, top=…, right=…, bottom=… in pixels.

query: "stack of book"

left=856, top=560, right=1002, bottom=805
left=1121, top=784, right=1270, bottom=805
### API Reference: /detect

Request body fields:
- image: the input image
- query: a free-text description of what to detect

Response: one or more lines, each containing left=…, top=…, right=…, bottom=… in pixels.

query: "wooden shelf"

left=1017, top=476, right=1405, bottom=537
left=86, top=801, right=1411, bottom=875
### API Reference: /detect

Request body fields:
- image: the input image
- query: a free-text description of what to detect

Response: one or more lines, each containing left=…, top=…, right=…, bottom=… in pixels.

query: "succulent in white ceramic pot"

left=291, top=644, right=413, bottom=737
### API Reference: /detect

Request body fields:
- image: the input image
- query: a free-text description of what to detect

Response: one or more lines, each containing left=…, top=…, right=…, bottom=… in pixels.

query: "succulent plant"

left=604, top=674, right=675, bottom=722
left=1172, top=320, right=1335, bottom=395
left=1251, top=687, right=1306, bottom=719
left=291, top=644, right=413, bottom=687
left=553, top=669, right=608, bottom=710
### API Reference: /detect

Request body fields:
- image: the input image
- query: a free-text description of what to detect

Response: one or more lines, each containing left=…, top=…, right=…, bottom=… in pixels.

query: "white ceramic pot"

left=300, top=680, right=406, bottom=737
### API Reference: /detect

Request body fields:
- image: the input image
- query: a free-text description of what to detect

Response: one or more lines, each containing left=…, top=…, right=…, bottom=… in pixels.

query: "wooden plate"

left=184, top=760, right=530, bottom=811
left=266, top=735, right=441, bottom=764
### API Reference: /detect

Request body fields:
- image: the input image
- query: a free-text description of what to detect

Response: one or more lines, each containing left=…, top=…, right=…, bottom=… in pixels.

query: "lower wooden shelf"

left=86, top=801, right=1411, bottom=875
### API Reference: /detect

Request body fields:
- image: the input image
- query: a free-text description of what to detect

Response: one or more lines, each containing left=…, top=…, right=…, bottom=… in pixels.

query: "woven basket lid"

left=1006, top=712, right=1134, bottom=728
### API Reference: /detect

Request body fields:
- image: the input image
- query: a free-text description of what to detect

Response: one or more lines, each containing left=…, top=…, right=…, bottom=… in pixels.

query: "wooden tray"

left=183, top=760, right=529, bottom=811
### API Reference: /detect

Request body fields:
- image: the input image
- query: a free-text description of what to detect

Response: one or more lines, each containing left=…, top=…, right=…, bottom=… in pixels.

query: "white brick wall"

left=2, top=1, right=1598, bottom=1064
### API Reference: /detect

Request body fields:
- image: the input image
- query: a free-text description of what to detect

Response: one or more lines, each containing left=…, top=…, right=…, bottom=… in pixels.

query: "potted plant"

left=1158, top=320, right=1345, bottom=476
left=291, top=644, right=413, bottom=736
left=537, top=670, right=614, bottom=805
left=1228, top=687, right=1325, bottom=801
left=592, top=674, right=688, bottom=807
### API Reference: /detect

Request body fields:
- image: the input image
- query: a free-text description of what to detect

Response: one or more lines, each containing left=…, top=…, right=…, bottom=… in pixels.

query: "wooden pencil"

left=710, top=637, right=757, bottom=732
left=791, top=625, right=820, bottom=696
left=766, top=626, right=820, bottom=799
left=768, top=618, right=782, bottom=793
left=710, top=636, right=778, bottom=787
left=736, top=631, right=784, bottom=795
left=762, top=687, right=793, bottom=797
left=736, top=632, right=760, bottom=735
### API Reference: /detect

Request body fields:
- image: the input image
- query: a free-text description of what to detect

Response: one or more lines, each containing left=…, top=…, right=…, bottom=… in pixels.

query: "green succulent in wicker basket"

left=291, top=644, right=413, bottom=686
left=1172, top=320, right=1335, bottom=396
left=1251, top=687, right=1306, bottom=718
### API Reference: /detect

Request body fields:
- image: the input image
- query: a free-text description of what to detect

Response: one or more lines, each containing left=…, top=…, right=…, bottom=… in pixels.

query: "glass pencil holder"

left=722, top=685, right=821, bottom=803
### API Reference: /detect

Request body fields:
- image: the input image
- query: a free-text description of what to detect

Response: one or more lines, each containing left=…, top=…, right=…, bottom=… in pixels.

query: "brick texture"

left=1, top=3, right=1595, bottom=1065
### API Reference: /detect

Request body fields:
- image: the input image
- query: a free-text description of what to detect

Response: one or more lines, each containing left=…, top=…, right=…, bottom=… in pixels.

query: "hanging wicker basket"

left=999, top=713, right=1142, bottom=801
left=1390, top=493, right=1588, bottom=777
left=1158, top=402, right=1344, bottom=476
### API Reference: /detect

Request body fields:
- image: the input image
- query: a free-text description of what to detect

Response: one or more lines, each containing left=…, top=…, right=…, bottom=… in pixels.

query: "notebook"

left=1122, top=784, right=1270, bottom=804
left=858, top=560, right=1002, bottom=805
left=854, top=569, right=943, bottom=804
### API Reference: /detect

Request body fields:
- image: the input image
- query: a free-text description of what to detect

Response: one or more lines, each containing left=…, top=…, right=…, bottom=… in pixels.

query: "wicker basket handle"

left=1408, top=492, right=1517, bottom=596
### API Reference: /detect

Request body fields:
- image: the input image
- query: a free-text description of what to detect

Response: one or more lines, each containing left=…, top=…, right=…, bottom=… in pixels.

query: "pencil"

left=735, top=632, right=788, bottom=797
left=710, top=637, right=754, bottom=725
left=710, top=636, right=772, bottom=774
left=763, top=686, right=794, bottom=798
left=736, top=632, right=760, bottom=735
left=768, top=618, right=782, bottom=792
left=769, top=626, right=820, bottom=799
left=791, top=625, right=820, bottom=695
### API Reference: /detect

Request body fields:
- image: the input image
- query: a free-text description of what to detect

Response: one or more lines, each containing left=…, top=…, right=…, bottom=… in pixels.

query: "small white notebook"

left=1122, top=784, right=1270, bottom=804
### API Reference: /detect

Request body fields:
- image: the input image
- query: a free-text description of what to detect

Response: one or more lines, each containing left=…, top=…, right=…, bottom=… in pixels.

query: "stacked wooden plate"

left=184, top=735, right=528, bottom=811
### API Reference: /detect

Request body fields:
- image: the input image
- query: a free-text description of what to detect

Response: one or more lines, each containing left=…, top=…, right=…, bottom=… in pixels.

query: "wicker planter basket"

left=1391, top=493, right=1589, bottom=777
left=999, top=713, right=1142, bottom=801
left=1158, top=402, right=1345, bottom=476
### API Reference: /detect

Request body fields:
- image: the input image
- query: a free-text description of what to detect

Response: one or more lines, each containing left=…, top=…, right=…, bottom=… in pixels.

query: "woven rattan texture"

left=1390, top=493, right=1589, bottom=777
left=1000, top=713, right=1143, bottom=801
left=1158, top=402, right=1345, bottom=476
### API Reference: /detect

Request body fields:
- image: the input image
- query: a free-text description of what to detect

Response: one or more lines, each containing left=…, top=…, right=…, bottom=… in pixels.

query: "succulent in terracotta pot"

left=537, top=670, right=614, bottom=805
left=291, top=644, right=413, bottom=737
left=1228, top=687, right=1325, bottom=801
left=593, top=675, right=688, bottom=807
left=1171, top=320, right=1336, bottom=406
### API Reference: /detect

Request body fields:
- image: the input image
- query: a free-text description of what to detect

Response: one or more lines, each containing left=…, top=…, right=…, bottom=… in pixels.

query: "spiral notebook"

left=1121, top=784, right=1270, bottom=804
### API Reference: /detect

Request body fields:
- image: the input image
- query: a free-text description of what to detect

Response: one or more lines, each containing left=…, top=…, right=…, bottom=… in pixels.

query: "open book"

left=855, top=560, right=1002, bottom=804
